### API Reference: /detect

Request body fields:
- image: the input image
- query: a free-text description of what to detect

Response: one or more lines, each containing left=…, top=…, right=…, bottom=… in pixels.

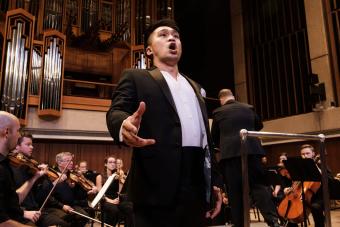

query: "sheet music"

left=90, top=173, right=116, bottom=208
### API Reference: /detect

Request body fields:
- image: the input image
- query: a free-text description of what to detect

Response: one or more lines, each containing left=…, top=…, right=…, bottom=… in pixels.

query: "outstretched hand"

left=121, top=102, right=156, bottom=147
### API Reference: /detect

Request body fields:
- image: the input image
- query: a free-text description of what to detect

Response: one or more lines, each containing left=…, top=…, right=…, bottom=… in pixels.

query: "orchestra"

left=2, top=108, right=340, bottom=227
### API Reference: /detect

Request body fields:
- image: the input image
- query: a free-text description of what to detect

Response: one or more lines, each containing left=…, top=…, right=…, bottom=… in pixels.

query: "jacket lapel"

left=149, top=68, right=213, bottom=202
left=185, top=76, right=213, bottom=203
left=148, top=67, right=178, bottom=114
left=185, top=76, right=209, bottom=130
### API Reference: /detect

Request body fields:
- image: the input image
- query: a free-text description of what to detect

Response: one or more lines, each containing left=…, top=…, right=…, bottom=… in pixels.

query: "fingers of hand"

left=122, top=118, right=138, bottom=135
left=123, top=132, right=155, bottom=147
left=61, top=174, right=67, bottom=181
left=34, top=211, right=41, bottom=222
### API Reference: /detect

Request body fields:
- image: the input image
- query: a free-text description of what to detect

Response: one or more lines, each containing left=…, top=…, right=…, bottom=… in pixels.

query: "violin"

left=8, top=152, right=59, bottom=181
left=68, top=171, right=96, bottom=192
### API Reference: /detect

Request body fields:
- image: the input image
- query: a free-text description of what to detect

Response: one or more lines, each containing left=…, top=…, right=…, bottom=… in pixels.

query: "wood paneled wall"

left=31, top=137, right=340, bottom=177
left=32, top=139, right=132, bottom=174
left=263, top=137, right=340, bottom=175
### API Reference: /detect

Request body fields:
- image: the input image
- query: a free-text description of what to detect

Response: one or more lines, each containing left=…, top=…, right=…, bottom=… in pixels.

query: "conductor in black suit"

left=106, top=19, right=222, bottom=227
left=211, top=89, right=280, bottom=227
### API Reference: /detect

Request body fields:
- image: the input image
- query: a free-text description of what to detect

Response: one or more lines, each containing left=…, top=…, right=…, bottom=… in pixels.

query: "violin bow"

left=70, top=210, right=114, bottom=227
left=39, top=159, right=72, bottom=212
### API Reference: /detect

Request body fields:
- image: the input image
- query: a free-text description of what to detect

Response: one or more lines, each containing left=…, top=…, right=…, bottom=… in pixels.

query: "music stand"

left=264, top=168, right=282, bottom=187
left=283, top=157, right=321, bottom=227
left=90, top=174, right=116, bottom=227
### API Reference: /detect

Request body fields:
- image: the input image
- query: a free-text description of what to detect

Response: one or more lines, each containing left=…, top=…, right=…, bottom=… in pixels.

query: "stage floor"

left=87, top=207, right=340, bottom=226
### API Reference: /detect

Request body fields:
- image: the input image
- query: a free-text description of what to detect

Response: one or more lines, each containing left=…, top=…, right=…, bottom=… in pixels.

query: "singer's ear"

left=146, top=46, right=153, bottom=57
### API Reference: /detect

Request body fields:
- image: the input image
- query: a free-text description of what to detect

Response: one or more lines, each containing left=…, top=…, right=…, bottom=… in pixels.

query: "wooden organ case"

left=0, top=0, right=174, bottom=120
left=38, top=30, right=65, bottom=117
left=0, top=8, right=35, bottom=124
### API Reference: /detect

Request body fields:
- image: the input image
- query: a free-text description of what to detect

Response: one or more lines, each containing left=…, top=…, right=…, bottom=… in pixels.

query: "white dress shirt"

left=119, top=71, right=208, bottom=148
left=162, top=71, right=206, bottom=147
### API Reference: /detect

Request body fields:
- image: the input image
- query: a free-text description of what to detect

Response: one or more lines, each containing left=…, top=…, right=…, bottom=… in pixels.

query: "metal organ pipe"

left=41, top=37, right=63, bottom=111
left=1, top=22, right=29, bottom=118
left=30, top=48, right=42, bottom=95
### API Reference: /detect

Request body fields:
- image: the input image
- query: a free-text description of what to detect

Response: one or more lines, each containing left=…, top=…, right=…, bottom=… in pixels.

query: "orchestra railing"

left=239, top=130, right=330, bottom=227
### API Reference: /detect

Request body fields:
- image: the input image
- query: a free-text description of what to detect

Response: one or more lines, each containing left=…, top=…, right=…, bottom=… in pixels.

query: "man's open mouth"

left=169, top=43, right=176, bottom=50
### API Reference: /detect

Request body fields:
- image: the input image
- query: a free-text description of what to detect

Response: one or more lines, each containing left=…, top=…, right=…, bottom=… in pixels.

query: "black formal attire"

left=211, top=100, right=279, bottom=227
left=82, top=170, right=99, bottom=185
left=72, top=171, right=99, bottom=221
left=106, top=67, right=222, bottom=227
left=101, top=173, right=134, bottom=227
left=0, top=154, right=24, bottom=224
left=41, top=169, right=88, bottom=227
left=11, top=163, right=73, bottom=227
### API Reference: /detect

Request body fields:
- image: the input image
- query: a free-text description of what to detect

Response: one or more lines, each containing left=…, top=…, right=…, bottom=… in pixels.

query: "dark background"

left=174, top=0, right=234, bottom=116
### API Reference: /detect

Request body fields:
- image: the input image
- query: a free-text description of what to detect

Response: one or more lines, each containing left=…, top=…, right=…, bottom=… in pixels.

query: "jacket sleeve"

left=106, top=70, right=139, bottom=144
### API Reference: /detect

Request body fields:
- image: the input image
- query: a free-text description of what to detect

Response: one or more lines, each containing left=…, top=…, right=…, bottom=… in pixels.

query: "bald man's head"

left=218, top=89, right=235, bottom=105
left=0, top=111, right=20, bottom=154
left=0, top=111, right=19, bottom=130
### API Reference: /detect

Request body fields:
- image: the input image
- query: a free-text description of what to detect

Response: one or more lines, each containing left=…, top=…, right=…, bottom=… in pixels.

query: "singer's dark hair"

left=144, top=19, right=180, bottom=50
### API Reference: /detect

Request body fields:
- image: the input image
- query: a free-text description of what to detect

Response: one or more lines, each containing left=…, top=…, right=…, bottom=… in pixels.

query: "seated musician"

left=115, top=158, right=127, bottom=193
left=277, top=152, right=288, bottom=167
left=73, top=160, right=99, bottom=218
left=300, top=144, right=324, bottom=227
left=0, top=111, right=41, bottom=226
left=275, top=153, right=293, bottom=200
left=96, top=156, right=134, bottom=227
left=276, top=159, right=299, bottom=227
left=11, top=133, right=71, bottom=227
left=78, top=160, right=99, bottom=185
left=43, top=152, right=89, bottom=227
left=280, top=145, right=324, bottom=227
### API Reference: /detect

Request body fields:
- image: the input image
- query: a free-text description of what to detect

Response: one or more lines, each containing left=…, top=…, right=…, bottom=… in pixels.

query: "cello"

left=277, top=163, right=321, bottom=224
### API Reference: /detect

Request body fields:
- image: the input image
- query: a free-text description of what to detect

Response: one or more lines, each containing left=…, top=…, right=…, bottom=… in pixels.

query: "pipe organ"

left=43, top=0, right=64, bottom=31
left=38, top=31, right=65, bottom=117
left=30, top=41, right=43, bottom=95
left=0, top=0, right=174, bottom=121
left=0, top=9, right=34, bottom=124
left=82, top=0, right=99, bottom=33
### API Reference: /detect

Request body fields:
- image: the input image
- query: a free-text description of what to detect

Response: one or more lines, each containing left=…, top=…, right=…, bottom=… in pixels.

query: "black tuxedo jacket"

left=211, top=100, right=265, bottom=160
left=106, top=67, right=220, bottom=207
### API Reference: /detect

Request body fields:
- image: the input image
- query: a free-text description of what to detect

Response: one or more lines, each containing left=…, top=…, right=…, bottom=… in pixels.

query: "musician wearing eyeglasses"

left=42, top=152, right=89, bottom=227
left=96, top=156, right=134, bottom=227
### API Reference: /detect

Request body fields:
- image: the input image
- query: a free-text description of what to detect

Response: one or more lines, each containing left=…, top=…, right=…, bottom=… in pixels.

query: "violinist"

left=72, top=160, right=99, bottom=219
left=78, top=161, right=99, bottom=185
left=44, top=152, right=88, bottom=227
left=0, top=111, right=39, bottom=226
left=11, top=133, right=70, bottom=227
left=96, top=156, right=134, bottom=227
left=115, top=158, right=127, bottom=193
